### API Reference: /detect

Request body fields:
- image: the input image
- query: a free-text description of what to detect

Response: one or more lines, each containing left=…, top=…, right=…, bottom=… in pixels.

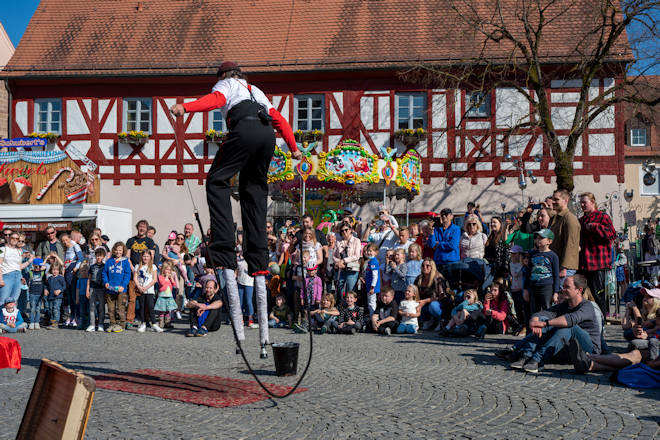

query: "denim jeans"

left=47, top=297, right=63, bottom=323
left=29, top=294, right=42, bottom=324
left=17, top=287, right=28, bottom=319
left=268, top=319, right=288, bottom=328
left=397, top=323, right=418, bottom=334
left=238, top=284, right=254, bottom=316
left=77, top=278, right=89, bottom=327
left=518, top=325, right=594, bottom=365
left=338, top=270, right=358, bottom=296
left=0, top=270, right=21, bottom=305
left=0, top=322, right=28, bottom=333
left=428, top=301, right=443, bottom=320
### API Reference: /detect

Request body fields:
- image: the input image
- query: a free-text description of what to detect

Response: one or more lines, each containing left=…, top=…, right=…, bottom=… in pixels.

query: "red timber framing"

left=8, top=72, right=624, bottom=186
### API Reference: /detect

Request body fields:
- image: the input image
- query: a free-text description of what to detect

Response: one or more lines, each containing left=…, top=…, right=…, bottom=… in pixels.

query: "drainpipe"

left=4, top=79, right=11, bottom=138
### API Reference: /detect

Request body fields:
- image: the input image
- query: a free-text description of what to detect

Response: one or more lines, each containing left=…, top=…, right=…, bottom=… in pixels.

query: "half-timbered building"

left=2, top=0, right=629, bottom=238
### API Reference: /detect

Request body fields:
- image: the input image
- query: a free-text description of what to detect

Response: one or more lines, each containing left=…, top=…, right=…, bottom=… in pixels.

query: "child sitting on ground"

left=397, top=284, right=422, bottom=334
left=268, top=294, right=292, bottom=328
left=310, top=293, right=340, bottom=333
left=337, top=291, right=364, bottom=334
left=0, top=298, right=28, bottom=333
left=440, top=289, right=482, bottom=335
left=475, top=280, right=510, bottom=337
left=371, top=286, right=399, bottom=335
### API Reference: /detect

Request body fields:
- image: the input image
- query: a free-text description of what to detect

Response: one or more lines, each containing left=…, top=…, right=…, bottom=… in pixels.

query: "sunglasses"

left=341, top=228, right=350, bottom=232
left=9, top=236, right=19, bottom=240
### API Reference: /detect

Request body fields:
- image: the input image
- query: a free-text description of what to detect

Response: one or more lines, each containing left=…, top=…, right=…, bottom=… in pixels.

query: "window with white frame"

left=640, top=167, right=660, bottom=196
left=294, top=95, right=324, bottom=131
left=631, top=128, right=647, bottom=147
left=35, top=99, right=61, bottom=134
left=396, top=93, right=426, bottom=129
left=466, top=91, right=490, bottom=118
left=123, top=98, right=152, bottom=132
left=209, top=109, right=227, bottom=132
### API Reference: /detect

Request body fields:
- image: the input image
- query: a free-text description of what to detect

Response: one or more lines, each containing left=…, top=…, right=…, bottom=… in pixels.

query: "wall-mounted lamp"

left=624, top=189, right=634, bottom=199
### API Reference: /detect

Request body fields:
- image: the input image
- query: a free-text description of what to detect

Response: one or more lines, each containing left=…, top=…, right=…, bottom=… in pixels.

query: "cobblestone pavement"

left=1, top=322, right=658, bottom=439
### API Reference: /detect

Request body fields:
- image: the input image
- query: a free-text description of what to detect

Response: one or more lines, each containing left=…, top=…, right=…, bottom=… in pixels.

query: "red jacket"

left=484, top=297, right=510, bottom=334
left=579, top=210, right=616, bottom=271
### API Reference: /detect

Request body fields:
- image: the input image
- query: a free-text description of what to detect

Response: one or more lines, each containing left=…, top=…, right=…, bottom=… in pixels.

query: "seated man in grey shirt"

left=503, top=274, right=602, bottom=373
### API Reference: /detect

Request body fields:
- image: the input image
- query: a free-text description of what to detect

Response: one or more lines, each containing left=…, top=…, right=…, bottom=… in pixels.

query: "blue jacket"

left=46, top=275, right=66, bottom=300
left=102, top=257, right=132, bottom=293
left=427, top=224, right=461, bottom=265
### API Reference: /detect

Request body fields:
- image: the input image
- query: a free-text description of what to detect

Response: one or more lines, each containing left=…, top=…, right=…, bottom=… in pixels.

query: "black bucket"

left=271, top=342, right=300, bottom=376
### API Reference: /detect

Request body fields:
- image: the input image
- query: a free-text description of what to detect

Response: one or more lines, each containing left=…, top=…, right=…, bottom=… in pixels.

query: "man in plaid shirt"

left=578, top=192, right=616, bottom=316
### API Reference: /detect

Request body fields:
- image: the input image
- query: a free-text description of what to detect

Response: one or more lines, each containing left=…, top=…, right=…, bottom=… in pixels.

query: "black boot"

left=260, top=344, right=268, bottom=359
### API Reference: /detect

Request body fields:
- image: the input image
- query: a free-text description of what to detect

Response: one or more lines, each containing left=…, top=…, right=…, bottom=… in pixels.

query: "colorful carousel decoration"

left=250, top=139, right=422, bottom=216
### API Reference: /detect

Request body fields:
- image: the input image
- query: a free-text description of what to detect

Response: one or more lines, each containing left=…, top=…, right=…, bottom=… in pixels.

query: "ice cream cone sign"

left=9, top=172, right=33, bottom=204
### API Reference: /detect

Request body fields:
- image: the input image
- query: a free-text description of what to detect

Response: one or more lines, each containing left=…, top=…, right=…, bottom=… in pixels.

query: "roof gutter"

left=4, top=79, right=10, bottom=138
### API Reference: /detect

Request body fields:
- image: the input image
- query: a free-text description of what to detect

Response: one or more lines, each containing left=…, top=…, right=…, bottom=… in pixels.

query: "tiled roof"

left=2, top=0, right=633, bottom=78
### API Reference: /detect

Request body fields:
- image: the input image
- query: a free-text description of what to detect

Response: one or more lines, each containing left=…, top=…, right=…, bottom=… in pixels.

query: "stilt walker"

left=171, top=62, right=301, bottom=358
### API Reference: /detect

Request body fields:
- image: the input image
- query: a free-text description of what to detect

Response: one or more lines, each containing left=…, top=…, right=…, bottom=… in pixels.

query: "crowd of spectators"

left=0, top=191, right=658, bottom=381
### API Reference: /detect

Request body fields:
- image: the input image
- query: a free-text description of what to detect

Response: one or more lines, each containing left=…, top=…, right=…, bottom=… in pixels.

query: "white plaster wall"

left=182, top=98, right=202, bottom=133
left=99, top=99, right=117, bottom=133
left=360, top=96, right=373, bottom=130
left=377, top=96, right=390, bottom=130
left=15, top=101, right=27, bottom=134
left=329, top=93, right=342, bottom=129
left=157, top=98, right=175, bottom=134
left=495, top=88, right=529, bottom=128
left=431, top=94, right=446, bottom=129
left=99, top=179, right=241, bottom=245
left=66, top=99, right=90, bottom=135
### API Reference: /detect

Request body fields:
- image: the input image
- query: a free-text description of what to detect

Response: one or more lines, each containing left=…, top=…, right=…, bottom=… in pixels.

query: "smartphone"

left=531, top=203, right=542, bottom=210
left=636, top=316, right=643, bottom=326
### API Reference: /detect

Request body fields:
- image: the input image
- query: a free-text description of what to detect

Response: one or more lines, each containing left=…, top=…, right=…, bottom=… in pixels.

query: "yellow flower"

left=415, top=127, right=425, bottom=135
left=118, top=132, right=127, bottom=137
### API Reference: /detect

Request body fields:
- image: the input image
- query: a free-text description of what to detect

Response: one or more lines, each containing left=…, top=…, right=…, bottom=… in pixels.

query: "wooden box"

left=16, top=359, right=95, bottom=440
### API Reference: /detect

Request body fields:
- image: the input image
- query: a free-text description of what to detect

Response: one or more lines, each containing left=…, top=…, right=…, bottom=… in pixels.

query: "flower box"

left=205, top=130, right=227, bottom=143
left=28, top=132, right=61, bottom=144
left=394, top=129, right=427, bottom=148
left=294, top=130, right=324, bottom=143
left=118, top=131, right=149, bottom=145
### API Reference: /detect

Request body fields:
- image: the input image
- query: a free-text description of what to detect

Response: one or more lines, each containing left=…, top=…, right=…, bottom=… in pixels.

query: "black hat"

left=440, top=208, right=452, bottom=216
left=217, top=61, right=240, bottom=77
left=101, top=235, right=110, bottom=241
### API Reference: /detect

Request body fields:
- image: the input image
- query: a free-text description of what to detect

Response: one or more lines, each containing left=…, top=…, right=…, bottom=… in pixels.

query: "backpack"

left=612, top=364, right=660, bottom=389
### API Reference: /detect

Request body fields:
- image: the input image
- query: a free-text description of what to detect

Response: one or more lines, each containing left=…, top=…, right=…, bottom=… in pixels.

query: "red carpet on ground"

left=93, top=369, right=306, bottom=407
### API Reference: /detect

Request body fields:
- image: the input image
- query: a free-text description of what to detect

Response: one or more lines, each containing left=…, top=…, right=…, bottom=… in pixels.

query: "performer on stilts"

left=171, top=62, right=301, bottom=359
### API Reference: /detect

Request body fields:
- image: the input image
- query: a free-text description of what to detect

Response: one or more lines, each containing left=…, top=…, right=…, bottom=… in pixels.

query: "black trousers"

left=139, top=294, right=155, bottom=325
left=189, top=307, right=223, bottom=332
left=206, top=101, right=275, bottom=274
left=585, top=269, right=608, bottom=316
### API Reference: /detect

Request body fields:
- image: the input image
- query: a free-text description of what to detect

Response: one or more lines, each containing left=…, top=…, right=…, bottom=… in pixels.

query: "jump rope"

left=177, top=126, right=313, bottom=399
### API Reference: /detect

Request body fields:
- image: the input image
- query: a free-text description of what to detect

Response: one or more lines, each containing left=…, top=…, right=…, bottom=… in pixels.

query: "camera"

left=257, top=105, right=273, bottom=124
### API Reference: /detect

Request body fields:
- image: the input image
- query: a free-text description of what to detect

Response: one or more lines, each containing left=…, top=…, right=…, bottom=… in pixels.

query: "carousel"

left=232, top=139, right=422, bottom=225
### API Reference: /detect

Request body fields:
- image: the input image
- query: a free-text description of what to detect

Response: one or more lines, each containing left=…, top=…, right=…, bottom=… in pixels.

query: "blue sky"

left=1, top=1, right=657, bottom=74
left=1, top=0, right=40, bottom=49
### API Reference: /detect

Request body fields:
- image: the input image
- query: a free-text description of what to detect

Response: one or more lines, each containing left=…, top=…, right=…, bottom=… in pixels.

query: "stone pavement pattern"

left=0, top=325, right=658, bottom=439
